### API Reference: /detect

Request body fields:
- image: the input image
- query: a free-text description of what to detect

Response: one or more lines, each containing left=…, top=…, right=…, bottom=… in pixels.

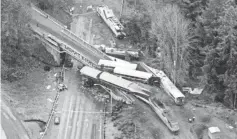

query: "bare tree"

left=151, top=4, right=191, bottom=85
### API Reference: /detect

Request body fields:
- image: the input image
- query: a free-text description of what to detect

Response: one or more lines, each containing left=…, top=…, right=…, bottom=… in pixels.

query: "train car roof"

left=98, top=59, right=137, bottom=70
left=80, top=66, right=102, bottom=79
left=113, top=67, right=153, bottom=79
left=99, top=71, right=150, bottom=98
left=99, top=72, right=133, bottom=89
left=144, top=65, right=185, bottom=98
left=162, top=77, right=185, bottom=98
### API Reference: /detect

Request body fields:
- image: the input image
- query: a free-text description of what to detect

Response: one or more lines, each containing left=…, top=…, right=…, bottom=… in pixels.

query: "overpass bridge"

left=29, top=4, right=111, bottom=68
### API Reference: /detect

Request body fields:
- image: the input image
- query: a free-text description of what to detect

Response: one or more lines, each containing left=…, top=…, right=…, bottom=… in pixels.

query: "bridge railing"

left=31, top=4, right=65, bottom=28
left=31, top=26, right=99, bottom=68
left=31, top=4, right=110, bottom=60
left=61, top=29, right=109, bottom=59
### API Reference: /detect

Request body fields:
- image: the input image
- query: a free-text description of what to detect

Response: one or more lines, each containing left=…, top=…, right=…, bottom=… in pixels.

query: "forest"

left=1, top=0, right=237, bottom=109
left=124, top=0, right=237, bottom=109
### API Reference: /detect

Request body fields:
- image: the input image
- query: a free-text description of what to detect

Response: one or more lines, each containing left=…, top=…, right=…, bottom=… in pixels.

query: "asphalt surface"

left=1, top=100, right=30, bottom=139
left=46, top=70, right=105, bottom=139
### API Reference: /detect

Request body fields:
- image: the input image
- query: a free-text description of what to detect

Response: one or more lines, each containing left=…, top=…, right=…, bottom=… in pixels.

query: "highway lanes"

left=1, top=100, right=30, bottom=139
left=57, top=94, right=103, bottom=139
left=46, top=70, right=104, bottom=139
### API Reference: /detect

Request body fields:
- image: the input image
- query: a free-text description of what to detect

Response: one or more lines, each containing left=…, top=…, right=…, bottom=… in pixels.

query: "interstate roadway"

left=45, top=70, right=105, bottom=139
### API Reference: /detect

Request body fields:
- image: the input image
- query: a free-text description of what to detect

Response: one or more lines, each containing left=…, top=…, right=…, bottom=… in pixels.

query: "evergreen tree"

left=179, top=0, right=209, bottom=21
left=199, top=0, right=237, bottom=107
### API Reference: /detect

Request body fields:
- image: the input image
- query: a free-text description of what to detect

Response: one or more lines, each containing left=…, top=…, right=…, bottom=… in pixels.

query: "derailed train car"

left=80, top=66, right=180, bottom=133
left=80, top=66, right=149, bottom=99
left=113, top=67, right=160, bottom=87
left=97, top=60, right=160, bottom=86
left=94, top=45, right=141, bottom=61
left=139, top=62, right=185, bottom=105
left=134, top=95, right=179, bottom=134
left=98, top=59, right=138, bottom=71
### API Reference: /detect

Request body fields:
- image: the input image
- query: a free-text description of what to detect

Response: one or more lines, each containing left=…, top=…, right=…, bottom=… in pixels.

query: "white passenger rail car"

left=113, top=67, right=160, bottom=86
left=94, top=45, right=140, bottom=61
left=80, top=66, right=179, bottom=134
left=140, top=63, right=185, bottom=105
left=98, top=59, right=137, bottom=71
left=132, top=93, right=179, bottom=133
left=152, top=69, right=185, bottom=105
left=80, top=66, right=149, bottom=98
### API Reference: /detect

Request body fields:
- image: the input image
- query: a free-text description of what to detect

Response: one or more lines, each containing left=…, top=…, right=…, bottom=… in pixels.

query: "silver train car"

left=133, top=95, right=179, bottom=133
left=80, top=66, right=149, bottom=99
left=98, top=59, right=138, bottom=71
left=80, top=66, right=179, bottom=133
left=113, top=67, right=160, bottom=87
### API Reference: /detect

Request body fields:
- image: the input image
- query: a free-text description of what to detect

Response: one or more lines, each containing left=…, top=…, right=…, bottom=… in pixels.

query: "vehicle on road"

left=96, top=5, right=126, bottom=39
left=57, top=83, right=68, bottom=91
left=54, top=116, right=60, bottom=125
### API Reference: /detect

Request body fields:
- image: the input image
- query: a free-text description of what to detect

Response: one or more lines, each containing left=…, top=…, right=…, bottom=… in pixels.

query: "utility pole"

left=120, top=0, right=125, bottom=18
left=174, top=11, right=178, bottom=85
left=87, top=19, right=93, bottom=44
left=111, top=95, right=113, bottom=113
left=135, top=0, right=137, bottom=10
left=91, top=35, right=95, bottom=45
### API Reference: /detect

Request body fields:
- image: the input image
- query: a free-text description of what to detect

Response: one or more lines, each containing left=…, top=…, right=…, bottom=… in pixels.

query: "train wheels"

left=83, top=78, right=94, bottom=88
left=125, top=52, right=131, bottom=61
left=149, top=77, right=161, bottom=87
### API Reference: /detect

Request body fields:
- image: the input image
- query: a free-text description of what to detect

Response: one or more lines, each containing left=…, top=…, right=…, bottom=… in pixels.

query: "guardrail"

left=31, top=4, right=110, bottom=60
left=31, top=4, right=65, bottom=28
left=40, top=87, right=61, bottom=139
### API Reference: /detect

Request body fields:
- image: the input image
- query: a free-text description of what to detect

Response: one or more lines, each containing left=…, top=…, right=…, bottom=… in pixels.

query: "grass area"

left=1, top=63, right=60, bottom=120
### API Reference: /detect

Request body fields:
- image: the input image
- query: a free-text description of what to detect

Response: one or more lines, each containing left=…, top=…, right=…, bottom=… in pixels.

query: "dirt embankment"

left=1, top=27, right=64, bottom=139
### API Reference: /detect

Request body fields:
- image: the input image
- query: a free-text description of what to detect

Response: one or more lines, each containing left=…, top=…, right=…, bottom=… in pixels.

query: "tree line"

left=124, top=0, right=237, bottom=109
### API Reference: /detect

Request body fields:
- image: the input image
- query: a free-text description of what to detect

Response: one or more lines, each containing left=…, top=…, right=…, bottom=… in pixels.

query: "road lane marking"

left=57, top=95, right=70, bottom=139
left=91, top=124, right=97, bottom=139
left=99, top=115, right=102, bottom=139
left=83, top=111, right=95, bottom=139
left=75, top=97, right=87, bottom=139
left=2, top=104, right=16, bottom=121
left=80, top=104, right=94, bottom=139
left=70, top=96, right=81, bottom=139
left=63, top=96, right=74, bottom=139
left=82, top=104, right=95, bottom=139
left=75, top=98, right=91, bottom=139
